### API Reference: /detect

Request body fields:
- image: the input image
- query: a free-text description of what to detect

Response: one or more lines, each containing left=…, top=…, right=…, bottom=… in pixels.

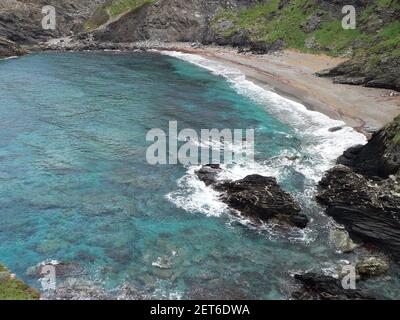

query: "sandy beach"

left=165, top=44, right=400, bottom=134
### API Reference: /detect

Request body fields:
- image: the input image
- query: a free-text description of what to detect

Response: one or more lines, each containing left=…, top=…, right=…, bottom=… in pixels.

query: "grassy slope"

left=84, top=0, right=157, bottom=31
left=212, top=0, right=400, bottom=58
left=0, top=264, right=39, bottom=300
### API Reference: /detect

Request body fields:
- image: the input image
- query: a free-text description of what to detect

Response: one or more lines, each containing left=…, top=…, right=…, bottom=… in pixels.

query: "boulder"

left=196, top=166, right=309, bottom=228
left=330, top=227, right=360, bottom=253
left=356, top=257, right=389, bottom=278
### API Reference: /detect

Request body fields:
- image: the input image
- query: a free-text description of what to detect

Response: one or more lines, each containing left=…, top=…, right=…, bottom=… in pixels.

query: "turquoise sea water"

left=0, top=52, right=399, bottom=299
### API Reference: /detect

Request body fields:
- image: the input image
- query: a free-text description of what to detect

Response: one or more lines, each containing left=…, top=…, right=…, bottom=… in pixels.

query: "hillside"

left=84, top=0, right=400, bottom=91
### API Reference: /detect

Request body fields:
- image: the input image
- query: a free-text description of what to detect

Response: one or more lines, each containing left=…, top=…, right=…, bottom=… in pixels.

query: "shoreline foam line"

left=161, top=50, right=367, bottom=220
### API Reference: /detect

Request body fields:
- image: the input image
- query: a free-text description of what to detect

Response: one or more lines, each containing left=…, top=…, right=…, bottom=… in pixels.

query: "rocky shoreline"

left=316, top=116, right=400, bottom=264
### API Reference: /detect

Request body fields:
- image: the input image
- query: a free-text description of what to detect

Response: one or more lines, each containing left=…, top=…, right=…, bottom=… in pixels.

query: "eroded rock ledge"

left=196, top=165, right=309, bottom=228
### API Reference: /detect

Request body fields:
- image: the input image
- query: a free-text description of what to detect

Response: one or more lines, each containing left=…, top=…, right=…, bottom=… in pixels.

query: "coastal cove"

left=1, top=50, right=399, bottom=300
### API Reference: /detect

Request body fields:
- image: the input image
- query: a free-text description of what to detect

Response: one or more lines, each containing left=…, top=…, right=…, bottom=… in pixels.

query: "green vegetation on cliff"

left=211, top=0, right=400, bottom=90
left=212, top=0, right=399, bottom=57
left=0, top=264, right=39, bottom=300
left=84, top=0, right=156, bottom=31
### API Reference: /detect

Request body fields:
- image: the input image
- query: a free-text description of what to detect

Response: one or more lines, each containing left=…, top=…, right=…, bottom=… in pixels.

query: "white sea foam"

left=161, top=50, right=367, bottom=225
left=1, top=55, right=18, bottom=60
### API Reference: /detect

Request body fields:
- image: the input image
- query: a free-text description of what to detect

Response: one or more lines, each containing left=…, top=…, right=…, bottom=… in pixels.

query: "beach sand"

left=165, top=45, right=400, bottom=134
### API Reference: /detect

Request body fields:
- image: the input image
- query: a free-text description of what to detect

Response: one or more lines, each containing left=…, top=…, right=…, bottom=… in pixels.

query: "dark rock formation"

left=93, top=0, right=261, bottom=44
left=196, top=165, right=309, bottom=228
left=0, top=0, right=106, bottom=44
left=196, top=164, right=223, bottom=186
left=317, top=115, right=400, bottom=262
left=317, top=165, right=400, bottom=261
left=338, top=116, right=400, bottom=179
left=292, top=273, right=374, bottom=300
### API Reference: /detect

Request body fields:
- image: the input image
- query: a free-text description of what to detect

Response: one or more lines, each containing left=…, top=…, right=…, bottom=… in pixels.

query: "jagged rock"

left=317, top=165, right=400, bottom=261
left=328, top=126, right=343, bottom=133
left=356, top=257, right=389, bottom=278
left=338, top=116, right=400, bottom=179
left=292, top=273, right=374, bottom=300
left=196, top=166, right=308, bottom=228
left=195, top=164, right=222, bottom=186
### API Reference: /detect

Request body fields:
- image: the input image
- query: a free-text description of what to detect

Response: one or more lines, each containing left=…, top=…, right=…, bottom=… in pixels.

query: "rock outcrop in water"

left=292, top=273, right=374, bottom=300
left=196, top=165, right=309, bottom=228
left=317, top=116, right=400, bottom=262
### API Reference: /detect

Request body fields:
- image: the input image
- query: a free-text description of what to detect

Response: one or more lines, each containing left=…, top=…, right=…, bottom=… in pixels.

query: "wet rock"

left=330, top=227, right=360, bottom=253
left=328, top=126, right=343, bottom=133
left=292, top=273, right=374, bottom=300
left=356, top=257, right=389, bottom=278
left=317, top=165, right=400, bottom=261
left=196, top=166, right=308, bottom=228
left=337, top=116, right=400, bottom=179
left=195, top=164, right=222, bottom=186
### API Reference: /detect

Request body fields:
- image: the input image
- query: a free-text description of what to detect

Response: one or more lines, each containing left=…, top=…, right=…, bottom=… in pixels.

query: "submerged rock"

left=292, top=273, right=374, bottom=300
left=196, top=166, right=308, bottom=228
left=356, top=257, right=389, bottom=278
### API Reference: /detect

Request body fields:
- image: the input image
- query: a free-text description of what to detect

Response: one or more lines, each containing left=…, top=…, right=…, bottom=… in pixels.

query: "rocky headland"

left=317, top=116, right=400, bottom=263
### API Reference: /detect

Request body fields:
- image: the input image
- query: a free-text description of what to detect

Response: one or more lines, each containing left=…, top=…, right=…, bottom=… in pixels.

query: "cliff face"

left=84, top=0, right=399, bottom=91
left=91, top=0, right=263, bottom=43
left=338, top=115, right=400, bottom=178
left=0, top=0, right=106, bottom=44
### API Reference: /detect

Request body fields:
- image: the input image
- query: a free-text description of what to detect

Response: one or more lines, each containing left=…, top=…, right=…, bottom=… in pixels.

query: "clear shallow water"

left=0, top=52, right=399, bottom=299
